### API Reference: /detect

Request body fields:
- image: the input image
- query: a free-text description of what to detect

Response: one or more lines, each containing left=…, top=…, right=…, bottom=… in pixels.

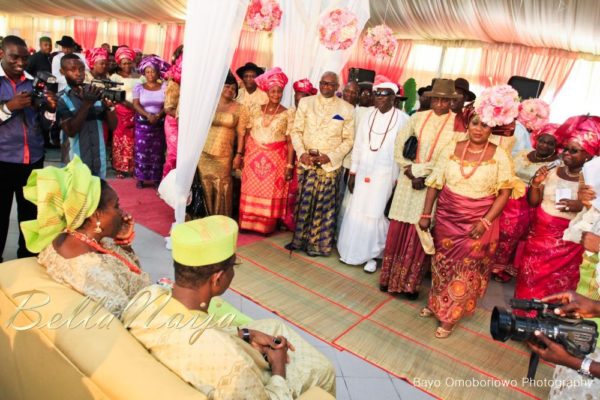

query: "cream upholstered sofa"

left=0, top=258, right=334, bottom=400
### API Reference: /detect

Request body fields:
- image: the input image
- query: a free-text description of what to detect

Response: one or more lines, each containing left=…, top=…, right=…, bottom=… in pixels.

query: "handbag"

left=186, top=170, right=209, bottom=219
left=403, top=135, right=418, bottom=161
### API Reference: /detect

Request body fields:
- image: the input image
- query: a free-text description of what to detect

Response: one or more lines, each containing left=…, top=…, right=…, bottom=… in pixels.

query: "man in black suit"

left=25, top=36, right=52, bottom=77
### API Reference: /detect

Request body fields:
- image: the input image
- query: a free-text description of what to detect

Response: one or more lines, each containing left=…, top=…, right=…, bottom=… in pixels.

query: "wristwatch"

left=2, top=103, right=12, bottom=115
left=239, top=328, right=251, bottom=344
left=578, top=356, right=594, bottom=378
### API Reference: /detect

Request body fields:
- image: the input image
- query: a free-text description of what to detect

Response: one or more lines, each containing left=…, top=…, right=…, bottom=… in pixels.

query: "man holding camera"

left=57, top=54, right=117, bottom=178
left=0, top=35, right=57, bottom=262
left=528, top=291, right=600, bottom=397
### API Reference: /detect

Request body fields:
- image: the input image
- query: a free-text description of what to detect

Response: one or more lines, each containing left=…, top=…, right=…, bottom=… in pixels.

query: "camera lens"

left=490, top=307, right=514, bottom=342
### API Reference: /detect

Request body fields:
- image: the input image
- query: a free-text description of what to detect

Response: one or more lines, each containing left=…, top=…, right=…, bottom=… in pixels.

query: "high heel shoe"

left=435, top=325, right=455, bottom=339
left=419, top=307, right=433, bottom=318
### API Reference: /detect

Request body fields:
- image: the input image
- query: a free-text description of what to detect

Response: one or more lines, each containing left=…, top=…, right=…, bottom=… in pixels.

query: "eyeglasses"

left=374, top=90, right=394, bottom=97
left=319, top=81, right=337, bottom=87
left=563, top=147, right=582, bottom=155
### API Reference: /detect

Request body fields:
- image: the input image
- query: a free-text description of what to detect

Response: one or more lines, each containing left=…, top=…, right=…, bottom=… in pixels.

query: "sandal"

left=419, top=307, right=433, bottom=318
left=435, top=326, right=455, bottom=339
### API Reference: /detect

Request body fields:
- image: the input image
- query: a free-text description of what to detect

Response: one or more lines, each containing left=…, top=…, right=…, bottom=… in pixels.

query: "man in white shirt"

left=51, top=36, right=87, bottom=92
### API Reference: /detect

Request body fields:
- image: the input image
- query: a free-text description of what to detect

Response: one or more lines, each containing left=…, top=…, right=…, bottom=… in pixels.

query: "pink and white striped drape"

left=163, top=24, right=185, bottom=61
left=74, top=18, right=99, bottom=51
left=117, top=21, right=147, bottom=51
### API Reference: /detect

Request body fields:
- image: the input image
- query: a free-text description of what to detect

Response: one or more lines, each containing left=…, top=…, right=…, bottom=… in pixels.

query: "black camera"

left=32, top=71, right=58, bottom=108
left=491, top=298, right=598, bottom=358
left=84, top=79, right=126, bottom=103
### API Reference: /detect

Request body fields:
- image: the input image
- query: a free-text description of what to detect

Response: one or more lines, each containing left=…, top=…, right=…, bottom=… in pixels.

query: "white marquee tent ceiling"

left=1, top=0, right=598, bottom=55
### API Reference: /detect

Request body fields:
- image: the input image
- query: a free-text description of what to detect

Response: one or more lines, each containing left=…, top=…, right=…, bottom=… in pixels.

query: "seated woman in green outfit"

left=123, top=216, right=336, bottom=399
left=21, top=156, right=150, bottom=317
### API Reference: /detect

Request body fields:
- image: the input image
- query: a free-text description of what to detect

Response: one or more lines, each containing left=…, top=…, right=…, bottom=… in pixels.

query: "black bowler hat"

left=235, top=62, right=265, bottom=80
left=56, top=35, right=76, bottom=48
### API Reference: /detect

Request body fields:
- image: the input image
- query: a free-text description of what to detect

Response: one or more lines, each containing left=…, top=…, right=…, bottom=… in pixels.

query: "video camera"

left=83, top=79, right=126, bottom=103
left=491, top=298, right=598, bottom=378
left=32, top=71, right=58, bottom=108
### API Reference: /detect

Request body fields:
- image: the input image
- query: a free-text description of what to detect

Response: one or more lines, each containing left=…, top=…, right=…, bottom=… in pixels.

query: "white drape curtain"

left=174, top=0, right=247, bottom=223
left=272, top=0, right=370, bottom=107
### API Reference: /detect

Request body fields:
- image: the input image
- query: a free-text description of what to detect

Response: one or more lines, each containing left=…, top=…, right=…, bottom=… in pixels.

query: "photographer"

left=57, top=54, right=116, bottom=179
left=528, top=291, right=600, bottom=398
left=0, top=35, right=57, bottom=263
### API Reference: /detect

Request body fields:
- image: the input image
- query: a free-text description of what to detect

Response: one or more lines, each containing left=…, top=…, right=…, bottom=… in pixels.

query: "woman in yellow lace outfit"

left=198, top=72, right=249, bottom=217
left=418, top=112, right=524, bottom=338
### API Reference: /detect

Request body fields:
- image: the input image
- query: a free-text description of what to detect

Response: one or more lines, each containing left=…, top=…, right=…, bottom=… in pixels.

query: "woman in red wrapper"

left=514, top=116, right=600, bottom=308
left=418, top=111, right=524, bottom=338
left=238, top=67, right=294, bottom=233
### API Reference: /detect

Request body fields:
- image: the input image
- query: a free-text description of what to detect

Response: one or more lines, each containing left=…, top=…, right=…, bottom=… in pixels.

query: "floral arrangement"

left=517, top=98, right=550, bottom=131
left=318, top=8, right=359, bottom=51
left=474, top=84, right=520, bottom=127
left=362, top=24, right=397, bottom=58
left=245, top=0, right=282, bottom=32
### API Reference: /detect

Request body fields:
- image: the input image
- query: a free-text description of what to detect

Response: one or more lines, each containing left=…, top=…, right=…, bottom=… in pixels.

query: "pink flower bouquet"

left=318, top=8, right=359, bottom=51
left=518, top=98, right=550, bottom=131
left=245, top=0, right=282, bottom=32
left=362, top=24, right=398, bottom=58
left=475, top=84, right=520, bottom=128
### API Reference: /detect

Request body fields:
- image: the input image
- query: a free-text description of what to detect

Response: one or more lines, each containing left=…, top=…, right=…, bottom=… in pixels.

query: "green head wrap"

left=20, top=156, right=101, bottom=253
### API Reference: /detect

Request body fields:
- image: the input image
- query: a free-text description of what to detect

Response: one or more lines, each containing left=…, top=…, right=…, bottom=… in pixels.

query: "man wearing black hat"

left=451, top=77, right=476, bottom=132
left=235, top=62, right=268, bottom=108
left=51, top=35, right=87, bottom=92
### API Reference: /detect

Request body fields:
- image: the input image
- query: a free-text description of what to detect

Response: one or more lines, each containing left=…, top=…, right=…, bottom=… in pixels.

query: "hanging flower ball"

left=518, top=98, right=550, bottom=131
left=318, top=8, right=359, bottom=51
left=362, top=24, right=398, bottom=58
left=475, top=84, right=520, bottom=127
left=245, top=0, right=282, bottom=32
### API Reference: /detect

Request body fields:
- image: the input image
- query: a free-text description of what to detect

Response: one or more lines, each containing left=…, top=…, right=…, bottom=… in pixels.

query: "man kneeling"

left=123, top=216, right=335, bottom=399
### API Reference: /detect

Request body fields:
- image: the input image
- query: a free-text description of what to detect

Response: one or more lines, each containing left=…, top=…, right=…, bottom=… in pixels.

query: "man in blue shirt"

left=56, top=54, right=116, bottom=178
left=0, top=35, right=57, bottom=262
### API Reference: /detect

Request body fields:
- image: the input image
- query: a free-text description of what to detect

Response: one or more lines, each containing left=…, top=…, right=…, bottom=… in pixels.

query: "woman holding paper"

left=514, top=115, right=600, bottom=306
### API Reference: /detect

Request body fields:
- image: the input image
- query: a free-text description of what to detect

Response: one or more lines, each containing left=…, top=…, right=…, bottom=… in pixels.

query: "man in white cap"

left=123, top=216, right=336, bottom=399
left=338, top=80, right=409, bottom=273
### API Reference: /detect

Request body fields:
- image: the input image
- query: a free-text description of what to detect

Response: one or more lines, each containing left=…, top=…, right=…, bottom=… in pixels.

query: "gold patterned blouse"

left=248, top=105, right=292, bottom=145
left=290, top=94, right=355, bottom=172
left=164, top=80, right=180, bottom=117
left=237, top=87, right=268, bottom=109
left=539, top=168, right=579, bottom=219
left=426, top=141, right=525, bottom=199
left=203, top=104, right=249, bottom=158
left=38, top=239, right=150, bottom=317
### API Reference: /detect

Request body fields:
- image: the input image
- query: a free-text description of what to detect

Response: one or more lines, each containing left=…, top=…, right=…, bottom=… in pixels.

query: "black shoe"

left=136, top=181, right=144, bottom=189
left=284, top=242, right=297, bottom=251
left=379, top=285, right=388, bottom=292
left=403, top=291, right=419, bottom=301
left=306, top=250, right=320, bottom=257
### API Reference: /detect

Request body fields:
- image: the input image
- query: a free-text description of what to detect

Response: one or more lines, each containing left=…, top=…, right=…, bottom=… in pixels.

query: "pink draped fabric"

left=491, top=195, right=533, bottom=278
left=514, top=207, right=583, bottom=306
left=163, top=24, right=185, bottom=60
left=117, top=21, right=147, bottom=51
left=74, top=18, right=99, bottom=51
left=429, top=187, right=498, bottom=325
left=342, top=39, right=413, bottom=84
left=230, top=29, right=272, bottom=75
left=479, top=44, right=577, bottom=100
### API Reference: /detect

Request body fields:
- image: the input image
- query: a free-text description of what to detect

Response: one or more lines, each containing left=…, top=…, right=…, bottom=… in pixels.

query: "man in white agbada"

left=337, top=82, right=409, bottom=272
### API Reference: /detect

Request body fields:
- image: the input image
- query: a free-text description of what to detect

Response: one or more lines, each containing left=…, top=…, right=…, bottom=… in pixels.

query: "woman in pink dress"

left=491, top=124, right=559, bottom=282
left=163, top=47, right=182, bottom=178
left=514, top=116, right=600, bottom=306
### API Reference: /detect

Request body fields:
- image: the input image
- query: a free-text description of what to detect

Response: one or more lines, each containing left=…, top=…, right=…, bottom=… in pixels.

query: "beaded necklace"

left=261, top=103, right=281, bottom=127
left=415, top=110, right=452, bottom=163
left=367, top=108, right=397, bottom=152
left=459, top=141, right=490, bottom=179
left=68, top=230, right=142, bottom=275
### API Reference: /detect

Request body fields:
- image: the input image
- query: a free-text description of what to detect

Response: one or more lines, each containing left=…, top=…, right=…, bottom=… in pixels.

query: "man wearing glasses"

left=287, top=71, right=354, bottom=257
left=338, top=81, right=409, bottom=273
